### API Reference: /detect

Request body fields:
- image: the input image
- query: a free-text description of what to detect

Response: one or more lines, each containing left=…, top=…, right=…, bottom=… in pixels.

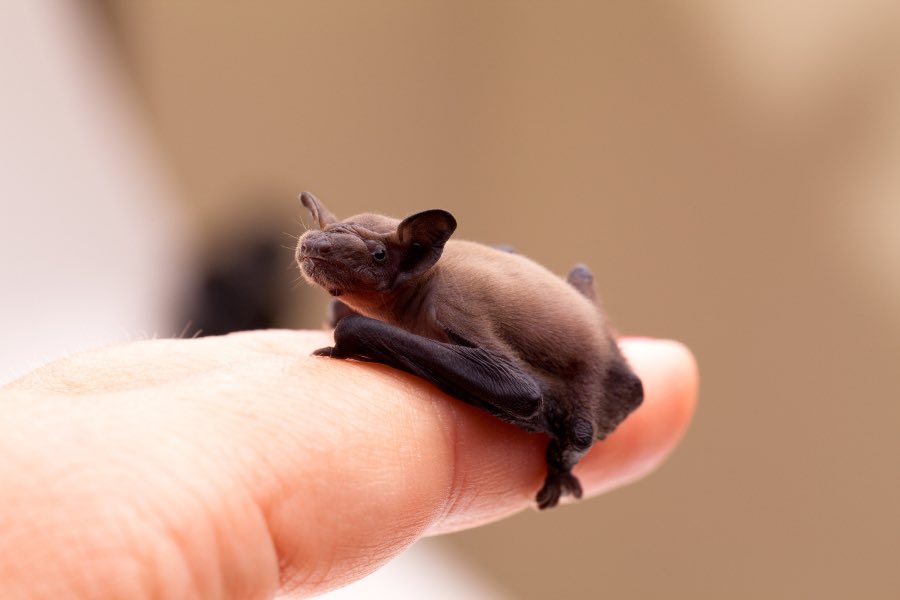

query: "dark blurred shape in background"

left=180, top=220, right=293, bottom=337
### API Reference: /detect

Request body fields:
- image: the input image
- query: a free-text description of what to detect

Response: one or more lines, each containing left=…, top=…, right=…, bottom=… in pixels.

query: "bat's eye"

left=372, top=248, right=387, bottom=262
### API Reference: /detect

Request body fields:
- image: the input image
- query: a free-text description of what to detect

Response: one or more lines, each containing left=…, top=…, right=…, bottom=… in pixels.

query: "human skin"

left=0, top=330, right=697, bottom=598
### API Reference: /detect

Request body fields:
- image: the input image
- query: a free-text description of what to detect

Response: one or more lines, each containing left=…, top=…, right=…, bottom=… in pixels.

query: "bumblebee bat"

left=294, top=192, right=643, bottom=509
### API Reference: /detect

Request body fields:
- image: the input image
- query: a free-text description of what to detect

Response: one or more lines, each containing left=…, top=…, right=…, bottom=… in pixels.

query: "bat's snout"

left=295, top=231, right=342, bottom=293
left=297, top=231, right=333, bottom=260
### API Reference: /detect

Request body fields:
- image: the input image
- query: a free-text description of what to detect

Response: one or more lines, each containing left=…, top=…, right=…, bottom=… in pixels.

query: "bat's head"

left=295, top=192, right=457, bottom=298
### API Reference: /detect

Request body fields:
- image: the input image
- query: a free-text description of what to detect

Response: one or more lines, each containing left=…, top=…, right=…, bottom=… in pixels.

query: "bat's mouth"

left=298, top=255, right=345, bottom=297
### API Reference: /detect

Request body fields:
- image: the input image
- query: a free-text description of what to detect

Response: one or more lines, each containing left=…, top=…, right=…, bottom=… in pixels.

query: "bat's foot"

left=312, top=346, right=335, bottom=357
left=535, top=469, right=583, bottom=510
left=566, top=263, right=597, bottom=302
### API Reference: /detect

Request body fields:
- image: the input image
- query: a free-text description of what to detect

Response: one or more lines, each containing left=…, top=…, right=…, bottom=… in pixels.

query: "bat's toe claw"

left=535, top=470, right=583, bottom=510
left=312, top=346, right=335, bottom=357
left=565, top=472, right=584, bottom=499
left=536, top=481, right=561, bottom=510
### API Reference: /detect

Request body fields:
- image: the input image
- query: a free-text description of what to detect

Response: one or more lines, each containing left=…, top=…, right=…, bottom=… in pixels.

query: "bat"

left=294, top=192, right=643, bottom=509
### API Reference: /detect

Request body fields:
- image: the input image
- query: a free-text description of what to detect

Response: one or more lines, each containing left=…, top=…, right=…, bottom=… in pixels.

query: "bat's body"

left=295, top=193, right=642, bottom=509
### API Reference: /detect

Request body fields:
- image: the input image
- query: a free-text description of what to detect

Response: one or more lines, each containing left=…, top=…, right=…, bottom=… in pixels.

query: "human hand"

left=0, top=330, right=697, bottom=598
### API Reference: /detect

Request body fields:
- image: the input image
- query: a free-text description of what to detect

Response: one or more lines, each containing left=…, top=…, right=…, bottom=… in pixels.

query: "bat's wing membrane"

left=316, top=315, right=543, bottom=423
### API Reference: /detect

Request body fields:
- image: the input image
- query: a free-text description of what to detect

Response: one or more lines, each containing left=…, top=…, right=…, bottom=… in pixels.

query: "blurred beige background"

left=18, top=1, right=900, bottom=597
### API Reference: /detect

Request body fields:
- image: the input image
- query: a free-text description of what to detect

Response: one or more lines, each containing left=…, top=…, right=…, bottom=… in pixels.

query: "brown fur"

left=295, top=192, right=642, bottom=509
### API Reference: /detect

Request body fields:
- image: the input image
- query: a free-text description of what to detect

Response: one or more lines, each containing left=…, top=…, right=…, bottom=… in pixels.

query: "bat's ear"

left=299, top=192, right=338, bottom=229
left=396, top=209, right=457, bottom=282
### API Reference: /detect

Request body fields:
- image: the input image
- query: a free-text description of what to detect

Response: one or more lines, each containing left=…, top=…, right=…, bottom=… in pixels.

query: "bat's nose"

left=300, top=234, right=332, bottom=257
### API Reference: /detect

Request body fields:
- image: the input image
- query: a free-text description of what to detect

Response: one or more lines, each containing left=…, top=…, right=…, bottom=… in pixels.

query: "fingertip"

left=619, top=337, right=699, bottom=429
left=573, top=337, right=699, bottom=498
left=432, top=337, right=700, bottom=527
